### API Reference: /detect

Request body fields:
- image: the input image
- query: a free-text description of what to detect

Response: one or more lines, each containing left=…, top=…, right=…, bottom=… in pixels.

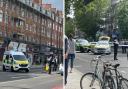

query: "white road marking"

left=74, top=65, right=81, bottom=68
left=11, top=76, right=29, bottom=79
left=120, top=70, right=127, bottom=74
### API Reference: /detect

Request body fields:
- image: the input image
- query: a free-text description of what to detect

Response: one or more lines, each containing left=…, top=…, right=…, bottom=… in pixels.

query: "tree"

left=65, top=0, right=74, bottom=18
left=65, top=18, right=75, bottom=36
left=65, top=0, right=75, bottom=36
left=73, top=0, right=110, bottom=40
left=116, top=0, right=128, bottom=39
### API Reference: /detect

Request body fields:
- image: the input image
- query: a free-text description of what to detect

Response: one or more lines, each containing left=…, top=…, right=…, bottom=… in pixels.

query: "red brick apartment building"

left=0, top=0, right=63, bottom=64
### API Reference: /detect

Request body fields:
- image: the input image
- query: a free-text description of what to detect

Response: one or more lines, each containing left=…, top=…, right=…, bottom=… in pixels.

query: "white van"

left=2, top=51, right=30, bottom=72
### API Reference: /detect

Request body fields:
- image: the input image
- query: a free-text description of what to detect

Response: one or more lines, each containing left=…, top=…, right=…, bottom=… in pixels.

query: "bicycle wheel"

left=120, top=78, right=128, bottom=89
left=80, top=73, right=102, bottom=89
left=103, top=76, right=116, bottom=89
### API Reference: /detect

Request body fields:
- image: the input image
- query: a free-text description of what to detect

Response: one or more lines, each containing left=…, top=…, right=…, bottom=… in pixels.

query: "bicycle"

left=80, top=55, right=116, bottom=89
left=105, top=63, right=128, bottom=89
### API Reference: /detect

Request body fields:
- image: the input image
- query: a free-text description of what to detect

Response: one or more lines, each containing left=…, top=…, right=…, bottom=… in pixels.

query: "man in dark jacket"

left=113, top=37, right=119, bottom=60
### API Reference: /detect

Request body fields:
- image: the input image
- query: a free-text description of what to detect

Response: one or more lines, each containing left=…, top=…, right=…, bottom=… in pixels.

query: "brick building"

left=0, top=0, right=63, bottom=64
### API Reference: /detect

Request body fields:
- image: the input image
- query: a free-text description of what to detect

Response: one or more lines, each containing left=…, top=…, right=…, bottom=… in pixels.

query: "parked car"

left=99, top=36, right=110, bottom=41
left=2, top=51, right=30, bottom=72
left=92, top=41, right=111, bottom=54
left=75, top=39, right=91, bottom=52
left=90, top=42, right=97, bottom=52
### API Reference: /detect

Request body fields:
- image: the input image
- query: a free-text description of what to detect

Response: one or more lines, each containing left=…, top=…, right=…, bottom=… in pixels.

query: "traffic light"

left=84, top=0, right=94, bottom=5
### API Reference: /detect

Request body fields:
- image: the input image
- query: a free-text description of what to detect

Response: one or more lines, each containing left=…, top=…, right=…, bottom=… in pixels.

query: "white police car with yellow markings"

left=2, top=51, right=30, bottom=72
left=93, top=41, right=111, bottom=54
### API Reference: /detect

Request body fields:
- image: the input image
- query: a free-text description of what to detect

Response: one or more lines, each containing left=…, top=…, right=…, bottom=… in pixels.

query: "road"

left=74, top=52, right=128, bottom=79
left=0, top=67, right=63, bottom=89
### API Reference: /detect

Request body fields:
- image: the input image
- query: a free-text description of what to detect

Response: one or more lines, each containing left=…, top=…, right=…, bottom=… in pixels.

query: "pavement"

left=65, top=69, right=82, bottom=89
left=65, top=53, right=128, bottom=89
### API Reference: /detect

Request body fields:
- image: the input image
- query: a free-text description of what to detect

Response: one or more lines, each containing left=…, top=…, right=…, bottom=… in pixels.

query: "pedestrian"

left=64, top=35, right=69, bottom=85
left=124, top=39, right=127, bottom=53
left=113, top=37, right=119, bottom=60
left=122, top=39, right=125, bottom=53
left=68, top=33, right=76, bottom=73
left=48, top=54, right=54, bottom=74
left=53, top=56, right=58, bottom=71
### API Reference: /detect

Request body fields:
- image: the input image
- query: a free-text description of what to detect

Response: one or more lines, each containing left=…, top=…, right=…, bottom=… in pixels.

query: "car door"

left=4, top=55, right=10, bottom=69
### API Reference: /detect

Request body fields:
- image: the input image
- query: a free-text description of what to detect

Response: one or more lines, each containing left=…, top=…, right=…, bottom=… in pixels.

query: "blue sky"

left=43, top=0, right=63, bottom=11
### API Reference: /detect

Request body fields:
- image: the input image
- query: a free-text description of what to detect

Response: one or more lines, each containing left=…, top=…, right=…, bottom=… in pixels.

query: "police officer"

left=113, top=37, right=119, bottom=60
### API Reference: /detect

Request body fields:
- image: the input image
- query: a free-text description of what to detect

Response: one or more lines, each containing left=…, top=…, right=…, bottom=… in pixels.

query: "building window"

left=0, top=0, right=4, bottom=7
left=56, top=17, right=58, bottom=22
left=21, top=9, right=25, bottom=17
left=26, top=24, right=28, bottom=30
left=42, top=18, right=44, bottom=25
left=52, top=13, right=54, bottom=20
left=49, top=21, right=52, bottom=28
left=0, top=13, right=3, bottom=22
left=56, top=25, right=58, bottom=30
left=34, top=15, right=37, bottom=22
left=5, top=1, right=9, bottom=10
left=4, top=14, right=8, bottom=24
left=29, top=12, right=33, bottom=19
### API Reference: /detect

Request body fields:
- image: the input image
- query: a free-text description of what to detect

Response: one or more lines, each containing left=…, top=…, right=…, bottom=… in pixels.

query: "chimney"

left=41, top=4, right=52, bottom=11
left=33, top=0, right=42, bottom=5
left=57, top=10, right=63, bottom=17
left=51, top=8, right=57, bottom=13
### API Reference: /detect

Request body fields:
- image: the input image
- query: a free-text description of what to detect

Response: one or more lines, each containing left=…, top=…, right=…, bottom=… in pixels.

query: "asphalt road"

left=0, top=67, right=63, bottom=89
left=74, top=52, right=128, bottom=79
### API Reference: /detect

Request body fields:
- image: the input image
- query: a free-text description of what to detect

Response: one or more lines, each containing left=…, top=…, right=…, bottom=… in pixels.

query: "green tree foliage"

left=73, top=0, right=110, bottom=39
left=65, top=0, right=74, bottom=18
left=116, top=0, right=128, bottom=39
left=65, top=18, right=75, bottom=36
left=65, top=0, right=75, bottom=36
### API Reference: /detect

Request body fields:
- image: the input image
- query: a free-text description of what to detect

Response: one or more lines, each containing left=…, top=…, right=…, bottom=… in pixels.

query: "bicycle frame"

left=91, top=57, right=116, bottom=89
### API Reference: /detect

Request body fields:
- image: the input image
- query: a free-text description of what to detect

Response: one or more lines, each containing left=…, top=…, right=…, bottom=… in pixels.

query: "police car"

left=2, top=51, right=30, bottom=72
left=93, top=41, right=111, bottom=54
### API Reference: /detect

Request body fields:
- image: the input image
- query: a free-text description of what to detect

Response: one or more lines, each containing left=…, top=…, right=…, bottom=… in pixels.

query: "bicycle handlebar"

left=92, top=55, right=120, bottom=69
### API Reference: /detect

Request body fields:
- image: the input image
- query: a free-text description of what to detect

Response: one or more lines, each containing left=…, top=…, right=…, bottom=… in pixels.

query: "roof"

left=4, top=51, right=24, bottom=55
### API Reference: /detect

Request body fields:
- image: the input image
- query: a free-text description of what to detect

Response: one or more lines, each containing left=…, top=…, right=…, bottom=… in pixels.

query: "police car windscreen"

left=13, top=55, right=26, bottom=60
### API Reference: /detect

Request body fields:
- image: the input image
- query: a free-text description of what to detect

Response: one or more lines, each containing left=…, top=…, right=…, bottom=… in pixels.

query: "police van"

left=2, top=51, right=30, bottom=72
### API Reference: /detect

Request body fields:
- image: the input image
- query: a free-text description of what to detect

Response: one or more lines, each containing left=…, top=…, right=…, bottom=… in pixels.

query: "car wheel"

left=80, top=47, right=85, bottom=53
left=11, top=66, right=14, bottom=72
left=2, top=65, right=6, bottom=72
left=87, top=49, right=91, bottom=53
left=25, top=69, right=29, bottom=73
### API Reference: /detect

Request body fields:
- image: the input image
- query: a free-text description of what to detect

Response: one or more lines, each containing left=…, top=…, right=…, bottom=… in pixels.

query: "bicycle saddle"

left=112, top=64, right=120, bottom=68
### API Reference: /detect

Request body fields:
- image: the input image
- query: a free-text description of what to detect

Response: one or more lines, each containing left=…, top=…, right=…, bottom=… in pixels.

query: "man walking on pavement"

left=64, top=35, right=69, bottom=85
left=68, top=33, right=76, bottom=73
left=113, top=37, right=119, bottom=60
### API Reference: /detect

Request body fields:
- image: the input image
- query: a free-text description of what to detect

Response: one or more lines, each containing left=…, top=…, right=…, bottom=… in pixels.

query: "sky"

left=43, top=0, right=63, bottom=11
